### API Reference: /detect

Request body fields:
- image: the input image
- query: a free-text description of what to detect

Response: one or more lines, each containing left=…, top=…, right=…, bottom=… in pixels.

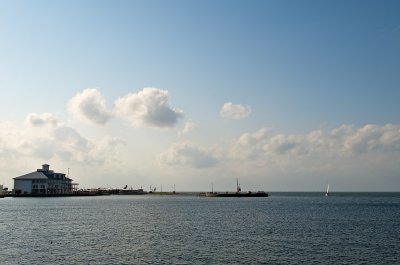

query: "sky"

left=1, top=0, right=400, bottom=191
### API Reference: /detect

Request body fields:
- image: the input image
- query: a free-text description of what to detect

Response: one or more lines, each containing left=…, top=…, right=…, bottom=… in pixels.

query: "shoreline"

left=3, top=191, right=399, bottom=198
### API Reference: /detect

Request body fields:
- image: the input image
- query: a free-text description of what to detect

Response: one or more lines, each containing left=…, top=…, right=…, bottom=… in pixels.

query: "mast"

left=236, top=178, right=241, bottom=193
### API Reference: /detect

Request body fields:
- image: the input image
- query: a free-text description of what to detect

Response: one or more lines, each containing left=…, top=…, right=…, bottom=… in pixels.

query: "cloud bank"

left=2, top=111, right=400, bottom=190
left=3, top=88, right=400, bottom=191
left=343, top=124, right=400, bottom=154
left=4, top=113, right=126, bottom=165
left=158, top=123, right=400, bottom=184
left=220, top=102, right=251, bottom=120
left=225, top=124, right=400, bottom=191
left=159, top=142, right=218, bottom=168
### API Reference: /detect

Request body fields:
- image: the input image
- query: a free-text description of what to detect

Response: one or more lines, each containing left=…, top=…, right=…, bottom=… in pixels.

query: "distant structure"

left=13, top=164, right=78, bottom=195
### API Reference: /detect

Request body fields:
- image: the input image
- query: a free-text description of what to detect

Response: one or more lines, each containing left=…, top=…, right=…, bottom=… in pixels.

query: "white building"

left=13, top=164, right=78, bottom=195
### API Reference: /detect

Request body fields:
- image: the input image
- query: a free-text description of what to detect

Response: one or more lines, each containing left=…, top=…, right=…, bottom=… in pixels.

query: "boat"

left=325, top=184, right=330, bottom=197
left=205, top=191, right=268, bottom=197
left=118, top=186, right=147, bottom=195
left=202, top=179, right=268, bottom=197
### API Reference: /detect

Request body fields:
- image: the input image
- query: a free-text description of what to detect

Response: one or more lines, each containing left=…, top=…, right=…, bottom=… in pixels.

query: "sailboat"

left=325, top=184, right=330, bottom=197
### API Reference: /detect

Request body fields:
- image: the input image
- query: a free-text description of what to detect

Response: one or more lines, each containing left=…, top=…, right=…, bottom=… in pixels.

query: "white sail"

left=325, top=184, right=329, bottom=196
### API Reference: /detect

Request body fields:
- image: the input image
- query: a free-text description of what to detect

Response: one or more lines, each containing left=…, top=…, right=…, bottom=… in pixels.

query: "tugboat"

left=203, top=179, right=268, bottom=197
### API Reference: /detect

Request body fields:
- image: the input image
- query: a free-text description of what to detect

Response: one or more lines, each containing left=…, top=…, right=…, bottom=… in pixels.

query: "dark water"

left=1, top=193, right=400, bottom=264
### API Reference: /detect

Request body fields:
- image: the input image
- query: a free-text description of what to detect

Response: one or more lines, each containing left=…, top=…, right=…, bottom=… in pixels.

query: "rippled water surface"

left=1, top=193, right=400, bottom=264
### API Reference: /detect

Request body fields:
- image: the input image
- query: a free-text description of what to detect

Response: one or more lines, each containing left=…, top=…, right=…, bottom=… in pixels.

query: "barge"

left=199, top=179, right=268, bottom=197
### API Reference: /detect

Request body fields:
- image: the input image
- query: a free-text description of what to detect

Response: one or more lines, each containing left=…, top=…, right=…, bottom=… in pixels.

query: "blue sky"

left=1, top=0, right=400, bottom=191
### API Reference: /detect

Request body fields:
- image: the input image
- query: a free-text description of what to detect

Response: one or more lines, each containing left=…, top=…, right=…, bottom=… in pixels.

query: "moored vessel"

left=201, top=179, right=268, bottom=197
left=205, top=191, right=268, bottom=197
left=118, top=185, right=147, bottom=195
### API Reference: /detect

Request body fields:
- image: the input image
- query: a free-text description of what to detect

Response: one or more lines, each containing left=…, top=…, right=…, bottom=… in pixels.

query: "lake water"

left=1, top=193, right=400, bottom=264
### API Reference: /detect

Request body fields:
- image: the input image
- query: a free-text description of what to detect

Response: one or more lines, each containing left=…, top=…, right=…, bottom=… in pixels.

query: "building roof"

left=14, top=171, right=48, bottom=180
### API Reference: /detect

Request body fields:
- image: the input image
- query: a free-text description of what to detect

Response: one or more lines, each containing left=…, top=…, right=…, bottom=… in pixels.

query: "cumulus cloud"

left=178, top=121, right=196, bottom=137
left=26, top=113, right=58, bottom=127
left=220, top=102, right=251, bottom=120
left=233, top=128, right=271, bottom=159
left=231, top=124, right=400, bottom=161
left=53, top=126, right=93, bottom=152
left=4, top=113, right=127, bottom=166
left=68, top=88, right=112, bottom=125
left=51, top=127, right=127, bottom=165
left=25, top=125, right=94, bottom=163
left=159, top=142, right=218, bottom=168
left=98, top=137, right=127, bottom=151
left=67, top=87, right=184, bottom=129
left=114, top=87, right=184, bottom=128
left=344, top=124, right=400, bottom=154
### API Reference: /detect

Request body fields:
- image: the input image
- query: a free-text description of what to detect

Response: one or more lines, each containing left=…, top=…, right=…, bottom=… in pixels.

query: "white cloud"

left=53, top=126, right=93, bottom=152
left=26, top=113, right=58, bottom=127
left=232, top=128, right=271, bottom=159
left=2, top=113, right=127, bottom=166
left=220, top=102, right=251, bottom=120
left=3, top=109, right=400, bottom=191
left=68, top=88, right=112, bottom=125
left=160, top=124, right=400, bottom=185
left=231, top=124, right=400, bottom=161
left=159, top=142, right=218, bottom=168
left=178, top=121, right=196, bottom=137
left=0, top=122, right=23, bottom=159
left=114, top=87, right=184, bottom=128
left=97, top=137, right=127, bottom=151
left=265, top=134, right=300, bottom=155
left=343, top=124, right=400, bottom=154
left=223, top=124, right=400, bottom=190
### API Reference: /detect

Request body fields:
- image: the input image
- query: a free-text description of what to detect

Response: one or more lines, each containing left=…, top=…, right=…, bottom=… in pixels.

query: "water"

left=1, top=193, right=400, bottom=264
